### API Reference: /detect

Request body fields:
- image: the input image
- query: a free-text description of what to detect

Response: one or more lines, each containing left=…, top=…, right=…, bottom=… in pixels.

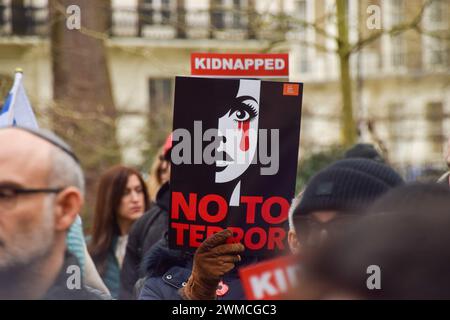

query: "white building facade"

left=0, top=0, right=448, bottom=176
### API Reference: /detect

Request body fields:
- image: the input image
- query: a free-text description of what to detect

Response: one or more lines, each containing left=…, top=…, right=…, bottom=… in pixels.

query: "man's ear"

left=288, top=230, right=301, bottom=255
left=54, top=187, right=84, bottom=232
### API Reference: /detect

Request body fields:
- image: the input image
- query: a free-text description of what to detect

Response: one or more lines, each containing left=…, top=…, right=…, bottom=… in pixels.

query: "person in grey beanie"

left=288, top=158, right=404, bottom=253
left=344, top=143, right=384, bottom=163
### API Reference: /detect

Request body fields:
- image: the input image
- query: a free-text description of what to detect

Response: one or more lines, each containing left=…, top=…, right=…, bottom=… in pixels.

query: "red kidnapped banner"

left=239, top=255, right=299, bottom=300
left=191, top=53, right=289, bottom=78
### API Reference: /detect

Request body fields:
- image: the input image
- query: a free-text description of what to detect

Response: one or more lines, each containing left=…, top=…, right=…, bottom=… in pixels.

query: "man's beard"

left=0, top=197, right=55, bottom=272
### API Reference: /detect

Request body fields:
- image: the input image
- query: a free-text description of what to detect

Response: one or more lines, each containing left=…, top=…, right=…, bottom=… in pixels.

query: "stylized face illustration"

left=215, top=79, right=261, bottom=183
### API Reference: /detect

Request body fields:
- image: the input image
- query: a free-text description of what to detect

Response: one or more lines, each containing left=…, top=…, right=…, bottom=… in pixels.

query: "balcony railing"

left=0, top=4, right=48, bottom=37
left=0, top=4, right=287, bottom=41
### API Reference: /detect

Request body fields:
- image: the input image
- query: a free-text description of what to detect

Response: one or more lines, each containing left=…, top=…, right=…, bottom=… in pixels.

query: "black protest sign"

left=169, top=76, right=302, bottom=255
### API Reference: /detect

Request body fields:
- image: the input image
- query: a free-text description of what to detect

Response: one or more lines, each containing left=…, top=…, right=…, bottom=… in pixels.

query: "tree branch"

left=349, top=0, right=435, bottom=55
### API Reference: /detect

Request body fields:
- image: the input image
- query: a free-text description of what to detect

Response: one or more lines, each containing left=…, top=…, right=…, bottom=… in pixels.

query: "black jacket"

left=119, top=182, right=170, bottom=300
left=138, top=236, right=251, bottom=300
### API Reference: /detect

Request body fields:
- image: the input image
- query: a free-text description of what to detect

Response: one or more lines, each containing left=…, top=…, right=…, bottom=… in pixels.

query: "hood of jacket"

left=140, top=234, right=193, bottom=277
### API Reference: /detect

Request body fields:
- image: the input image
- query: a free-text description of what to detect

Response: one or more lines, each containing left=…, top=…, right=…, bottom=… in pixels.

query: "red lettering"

left=189, top=224, right=205, bottom=247
left=171, top=222, right=189, bottom=245
left=261, top=197, right=289, bottom=224
left=198, top=194, right=227, bottom=223
left=241, top=196, right=263, bottom=224
left=206, top=225, right=223, bottom=239
left=268, top=227, right=286, bottom=250
left=245, top=227, right=267, bottom=250
left=171, top=192, right=197, bottom=221
left=171, top=224, right=287, bottom=252
left=228, top=226, right=245, bottom=244
left=170, top=194, right=290, bottom=251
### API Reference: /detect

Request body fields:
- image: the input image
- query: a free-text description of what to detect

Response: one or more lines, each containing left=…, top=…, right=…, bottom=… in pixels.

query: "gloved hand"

left=180, top=229, right=245, bottom=300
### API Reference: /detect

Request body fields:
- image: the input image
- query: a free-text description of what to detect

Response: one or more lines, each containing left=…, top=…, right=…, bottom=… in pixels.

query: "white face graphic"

left=215, top=79, right=261, bottom=183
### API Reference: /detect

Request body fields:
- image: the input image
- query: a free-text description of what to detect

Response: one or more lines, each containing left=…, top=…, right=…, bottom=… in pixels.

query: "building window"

left=390, top=0, right=406, bottom=68
left=140, top=0, right=173, bottom=26
left=211, top=0, right=225, bottom=29
left=149, top=78, right=173, bottom=112
left=0, top=0, right=6, bottom=31
left=140, top=0, right=154, bottom=27
left=232, top=0, right=244, bottom=29
left=391, top=0, right=404, bottom=25
left=425, top=101, right=444, bottom=154
left=388, top=102, right=405, bottom=143
left=428, top=0, right=447, bottom=28
left=424, top=0, right=448, bottom=69
left=211, top=0, right=247, bottom=30
left=148, top=78, right=174, bottom=154
left=161, top=0, right=171, bottom=24
left=391, top=35, right=406, bottom=67
left=147, top=78, right=174, bottom=168
left=429, top=39, right=449, bottom=67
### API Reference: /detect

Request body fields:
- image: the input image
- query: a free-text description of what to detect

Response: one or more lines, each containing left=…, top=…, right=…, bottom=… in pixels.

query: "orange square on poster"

left=283, top=83, right=300, bottom=96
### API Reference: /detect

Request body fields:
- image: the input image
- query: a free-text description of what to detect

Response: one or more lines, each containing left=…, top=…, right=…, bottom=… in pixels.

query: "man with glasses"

left=288, top=158, right=404, bottom=253
left=0, top=126, right=107, bottom=299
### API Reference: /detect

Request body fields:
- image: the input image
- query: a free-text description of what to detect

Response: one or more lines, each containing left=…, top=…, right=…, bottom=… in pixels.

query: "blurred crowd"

left=1, top=126, right=450, bottom=300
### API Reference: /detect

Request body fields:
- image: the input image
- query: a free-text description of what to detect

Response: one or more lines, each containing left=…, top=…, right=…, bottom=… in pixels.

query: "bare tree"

left=336, top=0, right=355, bottom=145
left=49, top=0, right=121, bottom=214
left=267, top=0, right=444, bottom=147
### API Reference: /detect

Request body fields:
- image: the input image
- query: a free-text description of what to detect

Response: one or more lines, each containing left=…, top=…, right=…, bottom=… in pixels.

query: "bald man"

left=0, top=127, right=108, bottom=299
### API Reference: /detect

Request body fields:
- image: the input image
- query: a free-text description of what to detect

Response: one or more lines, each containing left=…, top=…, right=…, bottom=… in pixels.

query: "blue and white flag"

left=0, top=71, right=38, bottom=129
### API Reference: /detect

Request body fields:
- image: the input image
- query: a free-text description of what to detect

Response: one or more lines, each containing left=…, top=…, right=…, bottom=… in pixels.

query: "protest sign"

left=191, top=53, right=289, bottom=78
left=169, top=76, right=302, bottom=255
left=239, top=255, right=299, bottom=300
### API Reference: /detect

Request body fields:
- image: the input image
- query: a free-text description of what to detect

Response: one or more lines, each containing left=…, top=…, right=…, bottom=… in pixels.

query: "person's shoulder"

left=82, top=285, right=114, bottom=300
left=131, top=204, right=160, bottom=231
left=139, top=265, right=188, bottom=300
left=141, top=236, right=191, bottom=278
left=43, top=281, right=113, bottom=300
left=129, top=204, right=167, bottom=243
left=437, top=171, right=450, bottom=185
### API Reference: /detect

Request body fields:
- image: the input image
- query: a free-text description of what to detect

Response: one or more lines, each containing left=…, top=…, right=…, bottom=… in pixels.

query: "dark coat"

left=119, top=182, right=170, bottom=300
left=137, top=236, right=246, bottom=300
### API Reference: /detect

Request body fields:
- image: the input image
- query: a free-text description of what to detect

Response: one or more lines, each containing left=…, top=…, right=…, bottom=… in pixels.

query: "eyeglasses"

left=0, top=186, right=65, bottom=210
left=294, top=214, right=357, bottom=247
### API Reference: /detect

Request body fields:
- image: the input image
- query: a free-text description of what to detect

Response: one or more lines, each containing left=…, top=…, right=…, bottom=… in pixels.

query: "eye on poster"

left=169, top=76, right=302, bottom=255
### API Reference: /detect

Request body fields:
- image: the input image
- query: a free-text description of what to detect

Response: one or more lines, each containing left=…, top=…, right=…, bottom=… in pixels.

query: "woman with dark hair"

left=88, top=165, right=150, bottom=298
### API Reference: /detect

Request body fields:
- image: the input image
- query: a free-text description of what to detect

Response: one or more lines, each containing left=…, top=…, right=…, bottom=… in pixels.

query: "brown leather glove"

left=180, top=229, right=245, bottom=300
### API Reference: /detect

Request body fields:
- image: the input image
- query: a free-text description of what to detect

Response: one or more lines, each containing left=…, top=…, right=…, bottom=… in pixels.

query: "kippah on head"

left=294, top=158, right=404, bottom=217
left=0, top=125, right=80, bottom=164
